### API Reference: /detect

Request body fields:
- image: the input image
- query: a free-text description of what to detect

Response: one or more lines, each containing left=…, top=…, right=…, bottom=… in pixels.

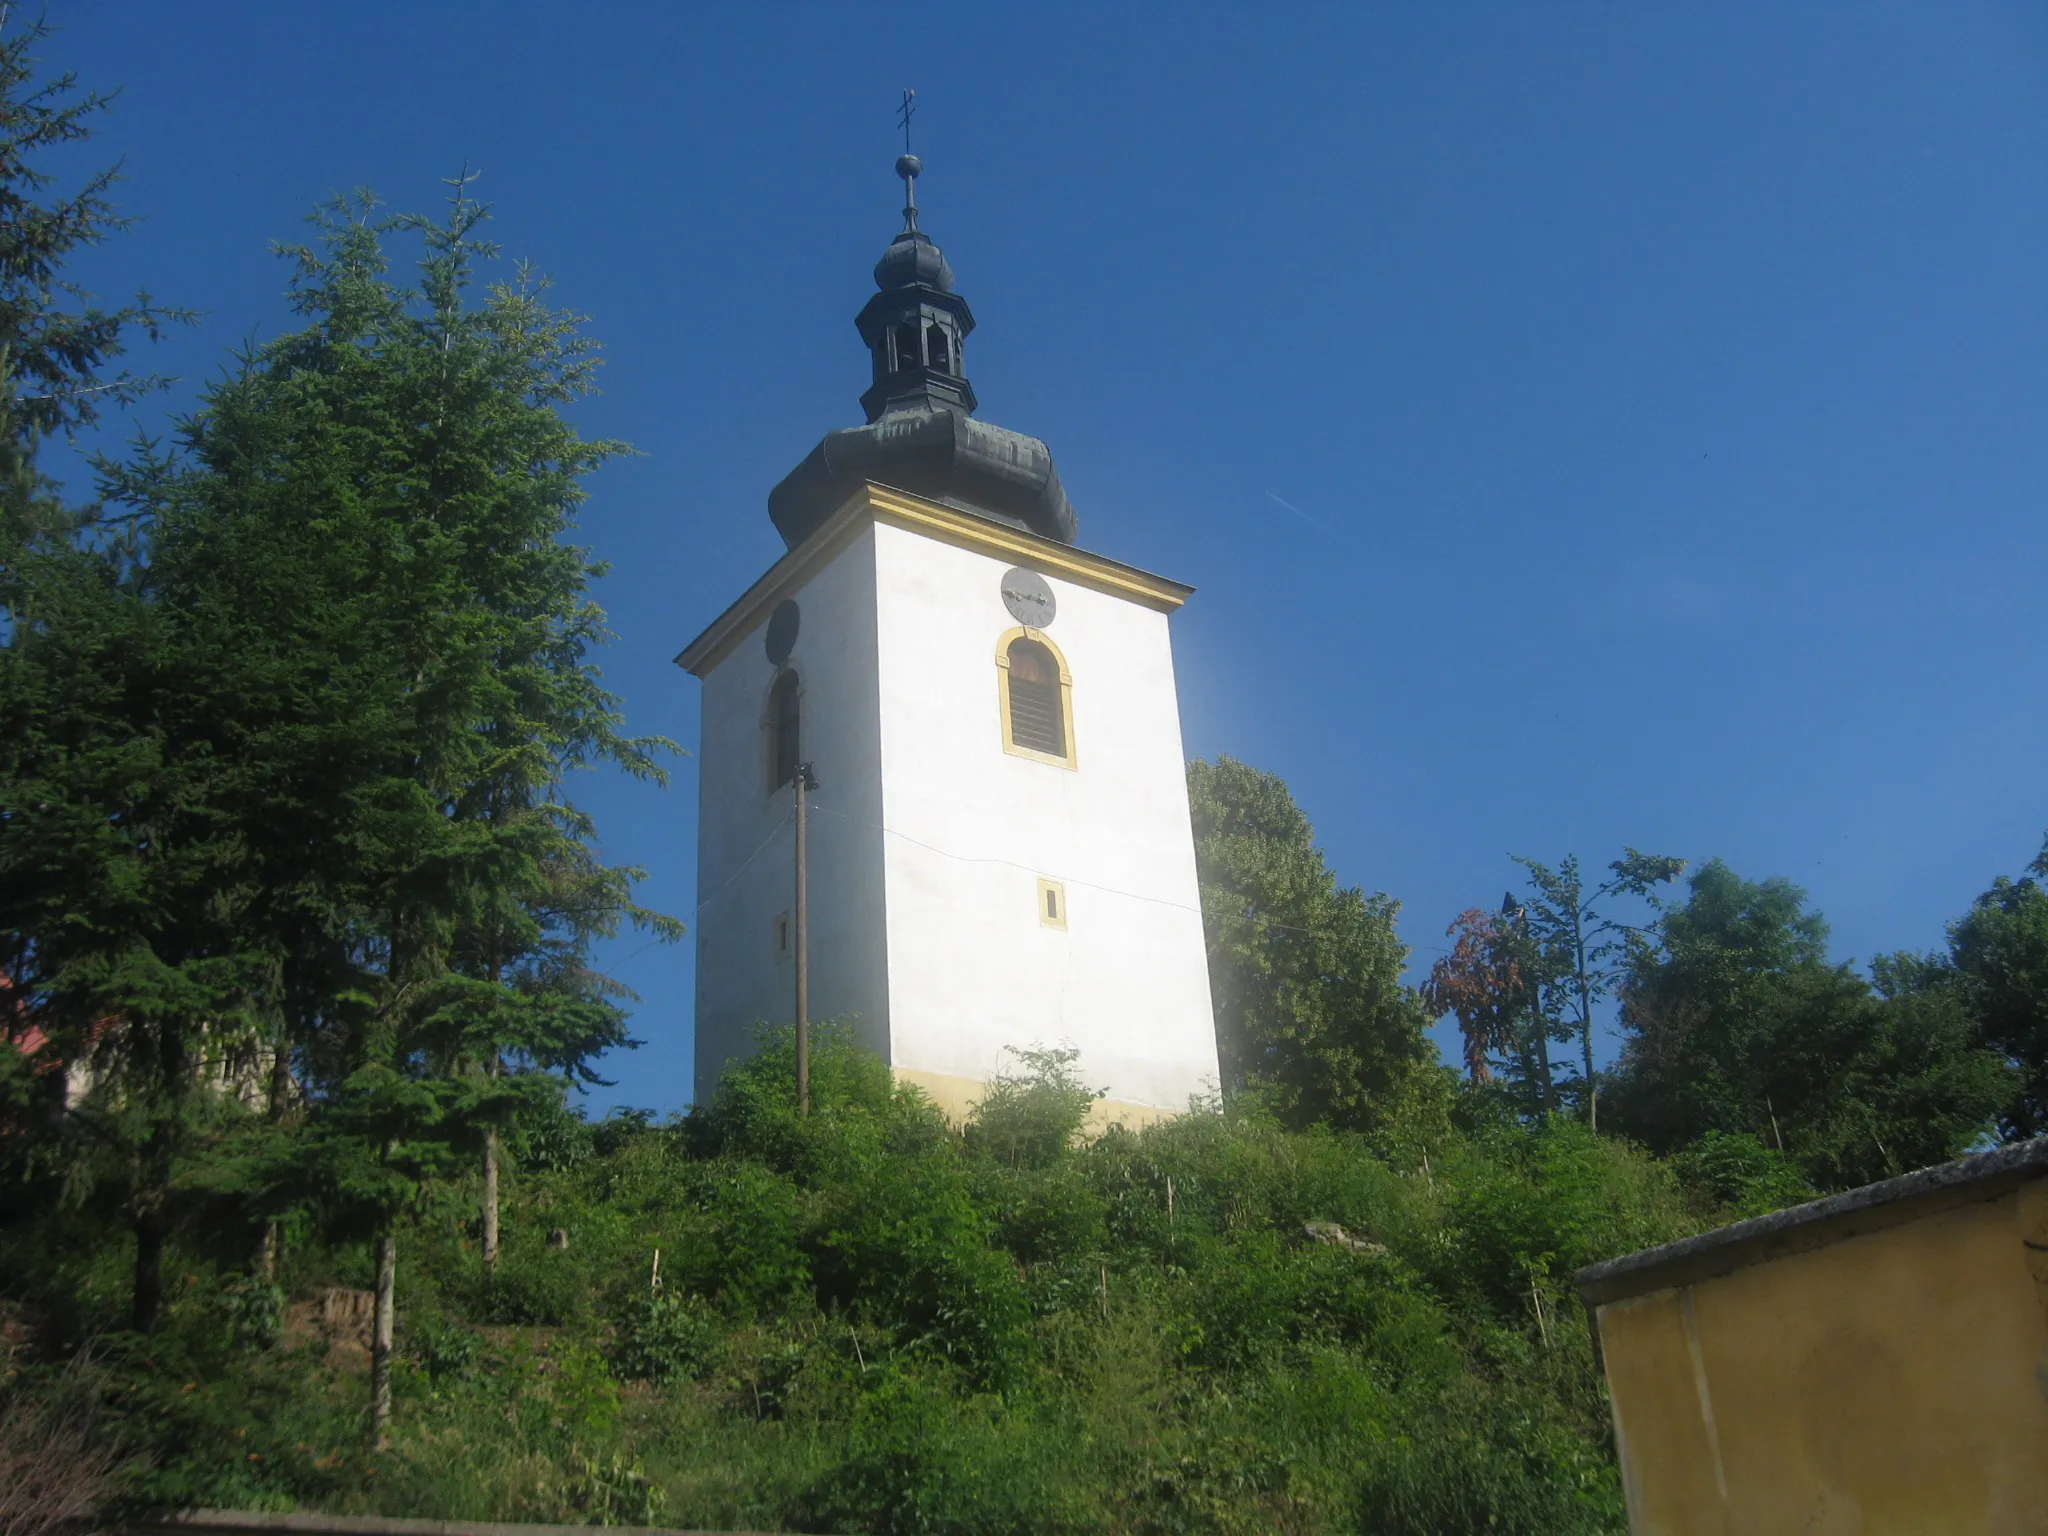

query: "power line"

left=692, top=809, right=794, bottom=917
left=806, top=801, right=1205, bottom=920
left=805, top=800, right=1441, bottom=953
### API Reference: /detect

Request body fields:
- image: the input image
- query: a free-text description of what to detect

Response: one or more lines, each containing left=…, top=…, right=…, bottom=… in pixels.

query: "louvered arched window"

left=997, top=630, right=1075, bottom=768
left=893, top=324, right=921, bottom=374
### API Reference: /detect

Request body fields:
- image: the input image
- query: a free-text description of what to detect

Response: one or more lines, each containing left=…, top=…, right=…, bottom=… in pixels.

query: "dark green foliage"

left=1668, top=1131, right=1812, bottom=1219
left=1, top=1033, right=1730, bottom=1531
left=2, top=178, right=677, bottom=1350
left=966, top=1045, right=1101, bottom=1168
left=1188, top=757, right=1432, bottom=1132
left=609, top=1290, right=716, bottom=1384
left=0, top=11, right=187, bottom=548
left=210, top=1276, right=288, bottom=1351
left=1947, top=840, right=2048, bottom=1137
left=408, top=1321, right=483, bottom=1382
left=794, top=1375, right=1099, bottom=1536
left=473, top=1246, right=587, bottom=1327
left=1606, top=860, right=2010, bottom=1188
left=1352, top=1391, right=1615, bottom=1536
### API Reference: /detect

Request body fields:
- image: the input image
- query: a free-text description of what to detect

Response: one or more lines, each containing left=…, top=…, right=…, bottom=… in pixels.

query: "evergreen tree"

left=0, top=9, right=205, bottom=1325
left=98, top=183, right=682, bottom=1394
left=5, top=183, right=677, bottom=1344
left=0, top=7, right=183, bottom=554
left=1186, top=756, right=1428, bottom=1130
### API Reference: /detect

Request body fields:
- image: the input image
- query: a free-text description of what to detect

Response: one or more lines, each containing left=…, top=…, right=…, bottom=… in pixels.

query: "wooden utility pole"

left=794, top=761, right=816, bottom=1115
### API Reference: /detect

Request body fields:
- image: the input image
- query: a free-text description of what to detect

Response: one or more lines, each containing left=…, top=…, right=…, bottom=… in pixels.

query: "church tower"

left=677, top=153, right=1219, bottom=1125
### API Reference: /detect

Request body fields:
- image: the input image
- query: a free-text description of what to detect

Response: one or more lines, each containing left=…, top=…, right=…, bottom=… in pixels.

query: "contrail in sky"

left=1266, top=490, right=1356, bottom=549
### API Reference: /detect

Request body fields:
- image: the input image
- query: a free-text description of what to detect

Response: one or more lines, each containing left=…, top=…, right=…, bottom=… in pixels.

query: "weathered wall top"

left=1575, top=1134, right=2048, bottom=1309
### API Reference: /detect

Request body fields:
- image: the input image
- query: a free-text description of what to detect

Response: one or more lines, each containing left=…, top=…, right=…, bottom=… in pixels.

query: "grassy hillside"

left=0, top=1028, right=1807, bottom=1535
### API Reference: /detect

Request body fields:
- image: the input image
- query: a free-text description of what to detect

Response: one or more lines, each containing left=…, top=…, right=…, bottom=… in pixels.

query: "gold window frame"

left=995, top=625, right=1077, bottom=770
left=1037, top=877, right=1068, bottom=929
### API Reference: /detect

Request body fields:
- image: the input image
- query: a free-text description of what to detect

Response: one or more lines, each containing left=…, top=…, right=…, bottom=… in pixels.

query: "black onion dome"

left=767, top=152, right=1080, bottom=551
left=770, top=408, right=1079, bottom=548
left=874, top=230, right=954, bottom=293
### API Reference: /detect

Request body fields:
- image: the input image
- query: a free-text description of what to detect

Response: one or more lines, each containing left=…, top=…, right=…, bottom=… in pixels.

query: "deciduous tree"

left=1420, top=907, right=1524, bottom=1087
left=1510, top=851, right=1685, bottom=1127
left=1187, top=757, right=1429, bottom=1130
left=1947, top=837, right=2048, bottom=1138
left=1606, top=861, right=2008, bottom=1188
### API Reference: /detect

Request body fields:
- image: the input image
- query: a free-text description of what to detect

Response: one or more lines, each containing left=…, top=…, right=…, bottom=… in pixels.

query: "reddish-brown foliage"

left=1420, top=908, right=1525, bottom=1083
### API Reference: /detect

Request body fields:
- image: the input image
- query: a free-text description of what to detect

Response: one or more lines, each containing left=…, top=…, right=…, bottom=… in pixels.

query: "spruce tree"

left=0, top=7, right=200, bottom=1323
left=6, top=179, right=675, bottom=1349
left=0, top=7, right=182, bottom=554
left=99, top=184, right=677, bottom=1414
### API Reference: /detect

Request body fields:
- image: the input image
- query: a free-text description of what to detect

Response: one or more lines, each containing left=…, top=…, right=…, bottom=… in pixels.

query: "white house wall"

left=692, top=525, right=889, bottom=1100
left=870, top=520, right=1219, bottom=1115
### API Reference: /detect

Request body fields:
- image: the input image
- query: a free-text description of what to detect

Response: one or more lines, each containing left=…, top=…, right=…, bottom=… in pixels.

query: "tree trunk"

left=1581, top=1029, right=1598, bottom=1131
left=481, top=1128, right=500, bottom=1267
left=132, top=1208, right=166, bottom=1332
left=1575, top=935, right=1597, bottom=1129
left=370, top=1228, right=396, bottom=1443
left=256, top=1035, right=293, bottom=1279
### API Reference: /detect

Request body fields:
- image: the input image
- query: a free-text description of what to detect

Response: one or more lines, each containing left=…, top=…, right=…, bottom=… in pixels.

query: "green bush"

left=666, top=1159, right=811, bottom=1313
left=1353, top=1391, right=1623, bottom=1535
left=473, top=1248, right=586, bottom=1326
left=809, top=1152, right=1031, bottom=1388
left=1670, top=1129, right=1813, bottom=1218
left=2, top=1036, right=1739, bottom=1529
left=982, top=1161, right=1108, bottom=1267
left=609, top=1290, right=716, bottom=1384
left=210, top=1276, right=287, bottom=1351
left=409, top=1321, right=483, bottom=1381
left=797, top=1374, right=1098, bottom=1536
left=965, top=1046, right=1101, bottom=1169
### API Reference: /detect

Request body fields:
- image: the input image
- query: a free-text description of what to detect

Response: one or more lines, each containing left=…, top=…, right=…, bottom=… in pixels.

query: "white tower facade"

left=680, top=485, right=1218, bottom=1124
left=676, top=155, right=1219, bottom=1124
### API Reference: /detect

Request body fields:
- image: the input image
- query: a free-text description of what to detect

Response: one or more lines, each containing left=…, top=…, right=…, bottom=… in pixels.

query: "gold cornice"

left=863, top=484, right=1193, bottom=613
left=675, top=482, right=1193, bottom=678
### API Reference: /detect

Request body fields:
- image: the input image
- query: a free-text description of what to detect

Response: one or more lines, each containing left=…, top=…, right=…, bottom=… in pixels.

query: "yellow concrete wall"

left=891, top=1066, right=1179, bottom=1135
left=1596, top=1179, right=2048, bottom=1534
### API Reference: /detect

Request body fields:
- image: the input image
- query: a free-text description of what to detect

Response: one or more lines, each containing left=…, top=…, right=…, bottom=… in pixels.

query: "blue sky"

left=38, top=3, right=2048, bottom=1112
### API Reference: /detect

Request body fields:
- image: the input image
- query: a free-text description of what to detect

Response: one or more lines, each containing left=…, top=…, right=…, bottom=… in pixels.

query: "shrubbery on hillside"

left=0, top=1028, right=1762, bottom=1535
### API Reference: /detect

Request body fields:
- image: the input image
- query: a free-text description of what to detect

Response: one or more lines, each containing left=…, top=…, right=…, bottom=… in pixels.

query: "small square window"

left=1037, top=878, right=1067, bottom=930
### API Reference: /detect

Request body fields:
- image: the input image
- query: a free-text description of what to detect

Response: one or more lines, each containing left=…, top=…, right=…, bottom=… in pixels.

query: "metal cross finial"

left=894, top=89, right=922, bottom=233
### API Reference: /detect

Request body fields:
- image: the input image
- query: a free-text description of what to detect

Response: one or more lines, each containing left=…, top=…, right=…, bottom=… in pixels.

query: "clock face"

left=764, top=599, right=800, bottom=668
left=1001, top=567, right=1056, bottom=628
